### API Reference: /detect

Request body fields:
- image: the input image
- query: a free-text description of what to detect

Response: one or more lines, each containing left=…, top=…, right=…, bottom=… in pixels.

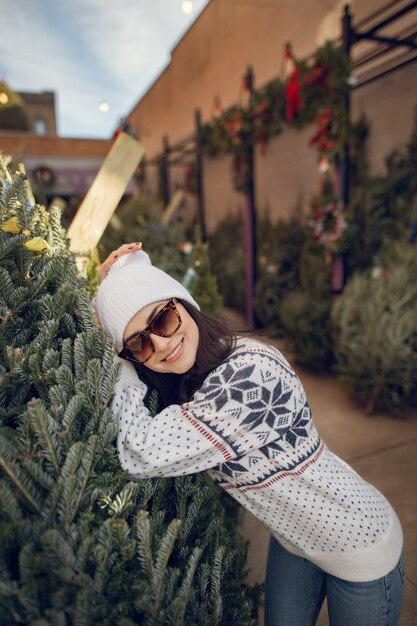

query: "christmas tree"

left=0, top=160, right=258, bottom=625
left=98, top=192, right=189, bottom=284
left=332, top=241, right=417, bottom=414
left=208, top=214, right=246, bottom=312
left=188, top=225, right=223, bottom=316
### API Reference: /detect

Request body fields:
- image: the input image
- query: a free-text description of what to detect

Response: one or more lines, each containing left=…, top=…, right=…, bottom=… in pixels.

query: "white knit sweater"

left=113, top=338, right=403, bottom=582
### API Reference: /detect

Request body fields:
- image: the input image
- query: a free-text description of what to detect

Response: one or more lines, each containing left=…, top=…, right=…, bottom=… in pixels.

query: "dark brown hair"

left=133, top=299, right=237, bottom=409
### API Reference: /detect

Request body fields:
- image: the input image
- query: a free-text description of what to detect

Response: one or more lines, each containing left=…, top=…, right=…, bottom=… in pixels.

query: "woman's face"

left=123, top=300, right=199, bottom=374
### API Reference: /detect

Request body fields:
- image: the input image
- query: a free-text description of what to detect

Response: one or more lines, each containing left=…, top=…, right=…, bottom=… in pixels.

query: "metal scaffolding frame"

left=341, top=0, right=417, bottom=204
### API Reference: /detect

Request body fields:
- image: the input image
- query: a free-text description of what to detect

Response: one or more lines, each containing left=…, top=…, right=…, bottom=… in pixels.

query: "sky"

left=0, top=0, right=210, bottom=139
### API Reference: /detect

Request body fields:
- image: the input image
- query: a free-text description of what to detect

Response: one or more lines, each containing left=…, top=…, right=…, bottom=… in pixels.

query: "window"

left=34, top=117, right=48, bottom=135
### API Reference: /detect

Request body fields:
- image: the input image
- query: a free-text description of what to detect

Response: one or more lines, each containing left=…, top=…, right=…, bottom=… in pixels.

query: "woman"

left=94, top=244, right=405, bottom=626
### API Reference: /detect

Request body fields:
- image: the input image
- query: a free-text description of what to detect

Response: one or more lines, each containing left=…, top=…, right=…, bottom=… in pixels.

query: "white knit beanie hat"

left=94, top=250, right=199, bottom=351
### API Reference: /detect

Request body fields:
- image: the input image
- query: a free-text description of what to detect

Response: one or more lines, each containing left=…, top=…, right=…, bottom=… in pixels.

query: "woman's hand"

left=98, top=242, right=142, bottom=282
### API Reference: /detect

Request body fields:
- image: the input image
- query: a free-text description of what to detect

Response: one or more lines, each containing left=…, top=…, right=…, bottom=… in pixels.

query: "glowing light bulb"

left=0, top=92, right=9, bottom=104
left=318, top=155, right=330, bottom=173
left=182, top=0, right=193, bottom=14
left=99, top=101, right=110, bottom=112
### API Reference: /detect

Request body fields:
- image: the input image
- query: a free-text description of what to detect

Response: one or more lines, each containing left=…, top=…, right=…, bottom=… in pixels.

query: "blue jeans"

left=265, top=536, right=405, bottom=626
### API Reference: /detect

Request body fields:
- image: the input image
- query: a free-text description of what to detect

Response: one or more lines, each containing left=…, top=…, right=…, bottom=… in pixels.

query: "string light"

left=182, top=0, right=193, bottom=14
left=0, top=92, right=9, bottom=104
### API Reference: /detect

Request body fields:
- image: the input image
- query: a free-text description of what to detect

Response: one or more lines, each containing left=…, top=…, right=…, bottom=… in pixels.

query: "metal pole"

left=341, top=4, right=352, bottom=207
left=243, top=65, right=257, bottom=329
left=194, top=109, right=207, bottom=241
left=162, top=134, right=170, bottom=206
left=331, top=4, right=353, bottom=295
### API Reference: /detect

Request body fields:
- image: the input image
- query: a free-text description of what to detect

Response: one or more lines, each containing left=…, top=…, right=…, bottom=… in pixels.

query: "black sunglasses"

left=118, top=298, right=182, bottom=364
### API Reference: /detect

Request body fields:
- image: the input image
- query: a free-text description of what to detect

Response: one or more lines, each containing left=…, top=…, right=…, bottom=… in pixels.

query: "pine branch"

left=168, top=546, right=203, bottom=625
left=65, top=436, right=98, bottom=525
left=54, top=365, right=75, bottom=395
left=210, top=544, right=225, bottom=620
left=178, top=485, right=208, bottom=545
left=0, top=480, right=24, bottom=521
left=75, top=290, right=97, bottom=334
left=21, top=458, right=55, bottom=491
left=25, top=399, right=62, bottom=474
left=135, top=511, right=154, bottom=583
left=92, top=520, right=116, bottom=594
left=60, top=395, right=85, bottom=432
left=0, top=446, right=41, bottom=513
left=111, top=517, right=136, bottom=561
left=151, top=518, right=182, bottom=620
left=60, top=338, right=73, bottom=369
left=41, top=528, right=95, bottom=590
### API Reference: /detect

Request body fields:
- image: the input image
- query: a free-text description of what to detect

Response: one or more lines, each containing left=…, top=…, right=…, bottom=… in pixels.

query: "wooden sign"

left=160, top=189, right=185, bottom=226
left=67, top=132, right=145, bottom=257
left=17, top=163, right=36, bottom=205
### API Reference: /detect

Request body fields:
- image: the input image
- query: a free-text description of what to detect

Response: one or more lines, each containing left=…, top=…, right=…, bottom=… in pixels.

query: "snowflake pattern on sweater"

left=112, top=339, right=402, bottom=582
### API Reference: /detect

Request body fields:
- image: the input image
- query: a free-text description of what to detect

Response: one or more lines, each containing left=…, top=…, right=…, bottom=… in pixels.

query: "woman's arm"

left=114, top=345, right=307, bottom=478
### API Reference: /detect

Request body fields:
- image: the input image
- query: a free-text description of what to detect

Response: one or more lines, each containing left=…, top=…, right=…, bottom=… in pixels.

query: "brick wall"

left=0, top=132, right=112, bottom=158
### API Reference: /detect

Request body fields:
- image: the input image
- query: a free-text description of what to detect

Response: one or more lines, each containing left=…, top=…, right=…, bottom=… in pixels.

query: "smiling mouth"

left=163, top=338, right=184, bottom=363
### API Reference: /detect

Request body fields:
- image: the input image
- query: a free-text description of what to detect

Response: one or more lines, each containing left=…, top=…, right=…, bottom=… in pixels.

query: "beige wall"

left=127, top=0, right=417, bottom=232
left=128, top=0, right=333, bottom=156
left=351, top=64, right=416, bottom=174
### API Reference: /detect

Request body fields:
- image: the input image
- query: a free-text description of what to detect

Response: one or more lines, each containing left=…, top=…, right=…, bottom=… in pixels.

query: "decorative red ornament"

left=309, top=201, right=347, bottom=251
left=178, top=241, right=193, bottom=255
left=226, top=113, right=243, bottom=145
left=285, top=66, right=301, bottom=123
left=299, top=59, right=329, bottom=90
left=309, top=107, right=338, bottom=154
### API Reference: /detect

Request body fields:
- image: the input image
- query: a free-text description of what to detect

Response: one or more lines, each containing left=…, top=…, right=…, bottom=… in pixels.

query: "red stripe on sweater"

left=223, top=440, right=325, bottom=492
left=247, top=346, right=295, bottom=372
left=181, top=407, right=232, bottom=460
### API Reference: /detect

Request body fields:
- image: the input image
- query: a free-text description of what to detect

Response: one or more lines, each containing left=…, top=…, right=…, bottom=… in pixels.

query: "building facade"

left=18, top=91, right=58, bottom=137
left=0, top=131, right=113, bottom=203
left=125, top=0, right=417, bottom=233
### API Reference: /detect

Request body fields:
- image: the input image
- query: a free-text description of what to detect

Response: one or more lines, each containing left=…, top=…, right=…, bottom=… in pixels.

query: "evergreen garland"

left=201, top=43, right=349, bottom=158
left=200, top=42, right=349, bottom=192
